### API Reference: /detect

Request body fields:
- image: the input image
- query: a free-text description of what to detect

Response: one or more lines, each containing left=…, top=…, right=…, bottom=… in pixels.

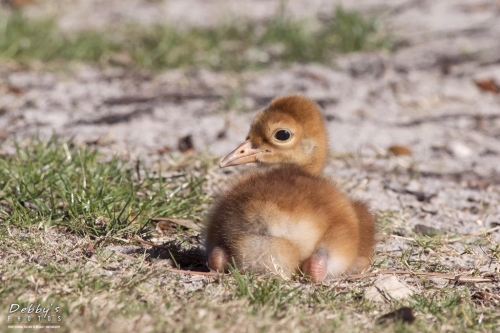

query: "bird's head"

left=220, top=95, right=328, bottom=175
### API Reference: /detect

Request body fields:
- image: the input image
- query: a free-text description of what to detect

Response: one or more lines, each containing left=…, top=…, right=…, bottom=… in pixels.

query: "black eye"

left=274, top=130, right=291, bottom=141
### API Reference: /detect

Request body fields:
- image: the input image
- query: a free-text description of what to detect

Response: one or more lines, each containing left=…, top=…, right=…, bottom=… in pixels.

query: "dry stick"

left=167, top=267, right=220, bottom=277
left=113, top=251, right=147, bottom=263
left=111, top=236, right=131, bottom=243
left=132, top=237, right=169, bottom=249
left=151, top=216, right=201, bottom=231
left=444, top=226, right=500, bottom=243
left=390, top=234, right=415, bottom=241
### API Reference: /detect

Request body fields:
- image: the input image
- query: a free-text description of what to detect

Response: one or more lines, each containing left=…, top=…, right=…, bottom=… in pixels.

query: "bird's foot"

left=301, top=249, right=328, bottom=283
left=207, top=246, right=229, bottom=272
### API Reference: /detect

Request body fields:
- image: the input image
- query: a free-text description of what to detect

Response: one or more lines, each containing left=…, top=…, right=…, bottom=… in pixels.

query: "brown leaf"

left=388, top=145, right=412, bottom=156
left=7, top=85, right=25, bottom=95
left=9, top=0, right=36, bottom=8
left=471, top=291, right=500, bottom=301
left=85, top=137, right=113, bottom=147
left=79, top=306, right=86, bottom=315
left=157, top=145, right=172, bottom=155
left=474, top=78, right=499, bottom=94
left=178, top=135, right=194, bottom=154
left=84, top=243, right=96, bottom=258
left=216, top=129, right=227, bottom=140
left=377, top=307, right=415, bottom=325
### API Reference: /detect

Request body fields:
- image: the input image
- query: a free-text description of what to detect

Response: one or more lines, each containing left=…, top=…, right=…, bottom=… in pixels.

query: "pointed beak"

left=219, top=140, right=263, bottom=168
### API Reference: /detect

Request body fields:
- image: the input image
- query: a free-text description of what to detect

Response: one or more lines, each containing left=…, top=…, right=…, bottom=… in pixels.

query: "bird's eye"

left=274, top=129, right=291, bottom=141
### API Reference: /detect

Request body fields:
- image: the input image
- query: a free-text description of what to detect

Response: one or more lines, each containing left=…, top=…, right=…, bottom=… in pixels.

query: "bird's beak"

left=219, top=140, right=262, bottom=168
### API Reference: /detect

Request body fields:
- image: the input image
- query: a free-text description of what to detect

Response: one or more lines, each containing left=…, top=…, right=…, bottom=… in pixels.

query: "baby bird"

left=205, top=95, right=375, bottom=282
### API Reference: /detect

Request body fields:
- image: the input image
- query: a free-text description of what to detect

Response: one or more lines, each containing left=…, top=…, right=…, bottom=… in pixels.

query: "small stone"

left=365, top=275, right=415, bottom=303
left=448, top=141, right=473, bottom=158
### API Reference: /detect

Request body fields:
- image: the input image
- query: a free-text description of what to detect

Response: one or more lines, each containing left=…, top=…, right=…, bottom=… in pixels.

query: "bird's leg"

left=207, top=246, right=229, bottom=272
left=301, top=249, right=328, bottom=283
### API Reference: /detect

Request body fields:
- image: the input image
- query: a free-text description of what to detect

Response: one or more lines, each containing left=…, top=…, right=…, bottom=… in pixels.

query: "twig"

left=167, top=267, right=220, bottom=277
left=111, top=236, right=131, bottom=243
left=152, top=216, right=201, bottom=231
left=132, top=237, right=166, bottom=249
left=390, top=234, right=416, bottom=241
left=444, top=226, right=500, bottom=243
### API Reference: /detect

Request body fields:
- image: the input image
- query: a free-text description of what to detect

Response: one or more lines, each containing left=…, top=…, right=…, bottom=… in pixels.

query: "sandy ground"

left=1, top=0, right=500, bottom=293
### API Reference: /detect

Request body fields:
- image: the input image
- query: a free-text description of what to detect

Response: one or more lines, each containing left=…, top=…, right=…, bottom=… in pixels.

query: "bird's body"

left=205, top=95, right=375, bottom=282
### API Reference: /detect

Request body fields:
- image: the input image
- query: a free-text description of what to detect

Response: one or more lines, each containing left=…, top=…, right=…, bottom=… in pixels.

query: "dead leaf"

left=151, top=217, right=201, bottom=231
left=388, top=145, right=412, bottom=156
left=474, top=78, right=499, bottom=94
left=8, top=0, right=36, bottom=8
left=178, top=135, right=194, bottom=155
left=157, top=145, right=172, bottom=155
left=216, top=129, right=227, bottom=140
left=377, top=307, right=415, bottom=325
left=7, top=85, right=25, bottom=95
left=365, top=275, right=415, bottom=303
left=471, top=291, right=500, bottom=302
left=84, top=243, right=96, bottom=258
left=85, top=137, right=113, bottom=147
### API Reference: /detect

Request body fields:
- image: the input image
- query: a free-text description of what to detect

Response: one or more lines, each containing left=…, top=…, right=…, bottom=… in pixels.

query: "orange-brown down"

left=204, top=95, right=375, bottom=283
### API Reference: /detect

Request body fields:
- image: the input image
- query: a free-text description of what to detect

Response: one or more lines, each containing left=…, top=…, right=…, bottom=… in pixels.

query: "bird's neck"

left=301, top=159, right=325, bottom=176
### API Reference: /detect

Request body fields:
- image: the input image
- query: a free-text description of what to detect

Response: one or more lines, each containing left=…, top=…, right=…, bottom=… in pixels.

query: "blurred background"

left=0, top=0, right=499, bottom=177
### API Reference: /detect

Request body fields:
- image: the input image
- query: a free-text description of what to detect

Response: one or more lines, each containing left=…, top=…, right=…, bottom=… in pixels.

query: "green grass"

left=0, top=14, right=117, bottom=63
left=0, top=137, right=208, bottom=238
left=0, top=140, right=499, bottom=333
left=0, top=6, right=392, bottom=70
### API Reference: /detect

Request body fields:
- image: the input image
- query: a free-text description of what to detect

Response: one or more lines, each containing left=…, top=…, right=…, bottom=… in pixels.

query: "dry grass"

left=1, top=140, right=499, bottom=333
